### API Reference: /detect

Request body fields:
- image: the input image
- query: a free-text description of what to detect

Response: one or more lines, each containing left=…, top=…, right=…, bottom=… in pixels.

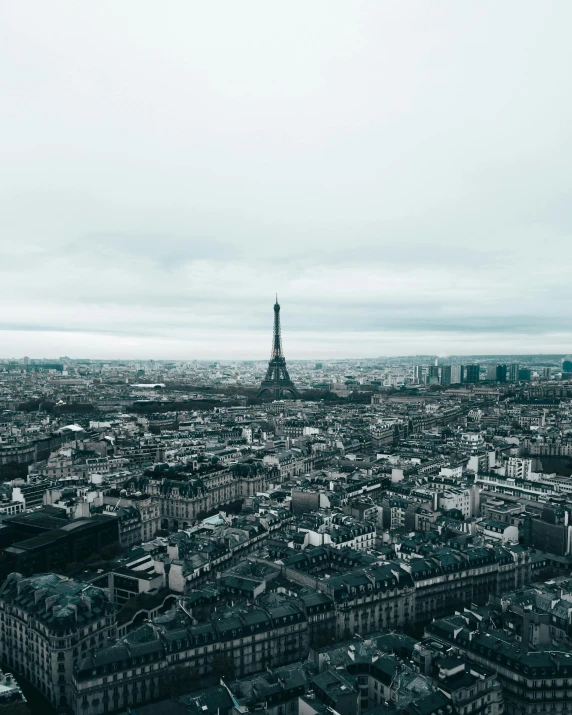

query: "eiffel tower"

left=257, top=296, right=300, bottom=400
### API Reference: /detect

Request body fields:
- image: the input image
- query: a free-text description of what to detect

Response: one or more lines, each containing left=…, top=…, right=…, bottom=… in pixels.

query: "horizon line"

left=0, top=353, right=567, bottom=362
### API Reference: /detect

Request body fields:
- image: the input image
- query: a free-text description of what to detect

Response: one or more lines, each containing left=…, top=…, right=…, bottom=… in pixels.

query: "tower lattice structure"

left=257, top=297, right=299, bottom=400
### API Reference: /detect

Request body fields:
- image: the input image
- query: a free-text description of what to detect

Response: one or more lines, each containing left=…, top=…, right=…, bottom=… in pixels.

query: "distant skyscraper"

left=496, top=364, right=507, bottom=383
left=486, top=365, right=497, bottom=381
left=414, top=365, right=424, bottom=384
left=508, top=363, right=519, bottom=382
left=440, top=365, right=452, bottom=386
left=518, top=368, right=532, bottom=381
left=562, top=355, right=572, bottom=373
left=543, top=367, right=551, bottom=380
left=451, top=365, right=463, bottom=384
left=464, top=364, right=480, bottom=384
left=428, top=365, right=439, bottom=384
left=257, top=297, right=299, bottom=400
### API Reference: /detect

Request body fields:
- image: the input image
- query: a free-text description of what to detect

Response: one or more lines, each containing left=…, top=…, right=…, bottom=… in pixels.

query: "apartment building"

left=71, top=595, right=309, bottom=715
left=0, top=573, right=115, bottom=710
left=427, top=614, right=572, bottom=715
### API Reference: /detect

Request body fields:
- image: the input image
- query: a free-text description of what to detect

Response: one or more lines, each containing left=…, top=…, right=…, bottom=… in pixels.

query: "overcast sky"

left=1, top=2, right=571, bottom=360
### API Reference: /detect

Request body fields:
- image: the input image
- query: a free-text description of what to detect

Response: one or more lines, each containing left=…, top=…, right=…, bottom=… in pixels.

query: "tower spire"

left=271, top=297, right=283, bottom=359
left=257, top=297, right=299, bottom=401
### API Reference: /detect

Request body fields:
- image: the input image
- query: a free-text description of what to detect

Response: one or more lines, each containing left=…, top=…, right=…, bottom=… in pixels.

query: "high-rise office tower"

left=508, top=363, right=519, bottom=382
left=464, top=364, right=480, bottom=383
left=486, top=365, right=497, bottom=381
left=518, top=368, right=532, bottom=381
left=440, top=365, right=452, bottom=386
left=496, top=364, right=508, bottom=383
left=428, top=365, right=440, bottom=384
left=414, top=365, right=424, bottom=384
left=451, top=365, right=463, bottom=384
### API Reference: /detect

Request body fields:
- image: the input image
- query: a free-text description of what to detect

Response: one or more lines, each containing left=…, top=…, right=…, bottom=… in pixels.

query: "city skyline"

left=0, top=348, right=571, bottom=362
left=1, top=295, right=572, bottom=361
left=3, top=4, right=572, bottom=715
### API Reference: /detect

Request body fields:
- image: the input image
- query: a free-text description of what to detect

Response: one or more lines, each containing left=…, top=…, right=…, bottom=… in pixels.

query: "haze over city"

left=2, top=1, right=571, bottom=359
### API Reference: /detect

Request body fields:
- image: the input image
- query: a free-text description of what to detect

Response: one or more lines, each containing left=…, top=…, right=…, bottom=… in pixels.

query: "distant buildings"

left=496, top=363, right=507, bottom=382
left=428, top=366, right=440, bottom=384
left=439, top=364, right=452, bottom=386
left=450, top=364, right=463, bottom=384
left=464, top=364, right=480, bottom=383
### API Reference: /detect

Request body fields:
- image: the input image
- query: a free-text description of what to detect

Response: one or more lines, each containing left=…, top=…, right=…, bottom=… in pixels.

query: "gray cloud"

left=74, top=233, right=237, bottom=267
left=0, top=1, right=571, bottom=358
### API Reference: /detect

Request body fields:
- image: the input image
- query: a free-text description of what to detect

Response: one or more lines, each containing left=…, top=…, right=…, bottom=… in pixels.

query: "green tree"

left=160, top=665, right=201, bottom=698
left=212, top=653, right=235, bottom=680
left=310, top=628, right=336, bottom=649
left=0, top=702, right=32, bottom=715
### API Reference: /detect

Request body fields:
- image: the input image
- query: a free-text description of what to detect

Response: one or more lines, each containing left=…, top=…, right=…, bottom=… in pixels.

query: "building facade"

left=72, top=596, right=308, bottom=715
left=0, top=573, right=115, bottom=710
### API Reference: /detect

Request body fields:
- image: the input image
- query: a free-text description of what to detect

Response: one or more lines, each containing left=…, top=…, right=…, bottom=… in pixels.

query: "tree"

left=99, top=542, right=122, bottom=560
left=0, top=462, right=29, bottom=482
left=0, top=703, right=32, bottom=715
left=310, top=628, right=337, bottom=649
left=212, top=653, right=235, bottom=680
left=160, top=665, right=201, bottom=698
